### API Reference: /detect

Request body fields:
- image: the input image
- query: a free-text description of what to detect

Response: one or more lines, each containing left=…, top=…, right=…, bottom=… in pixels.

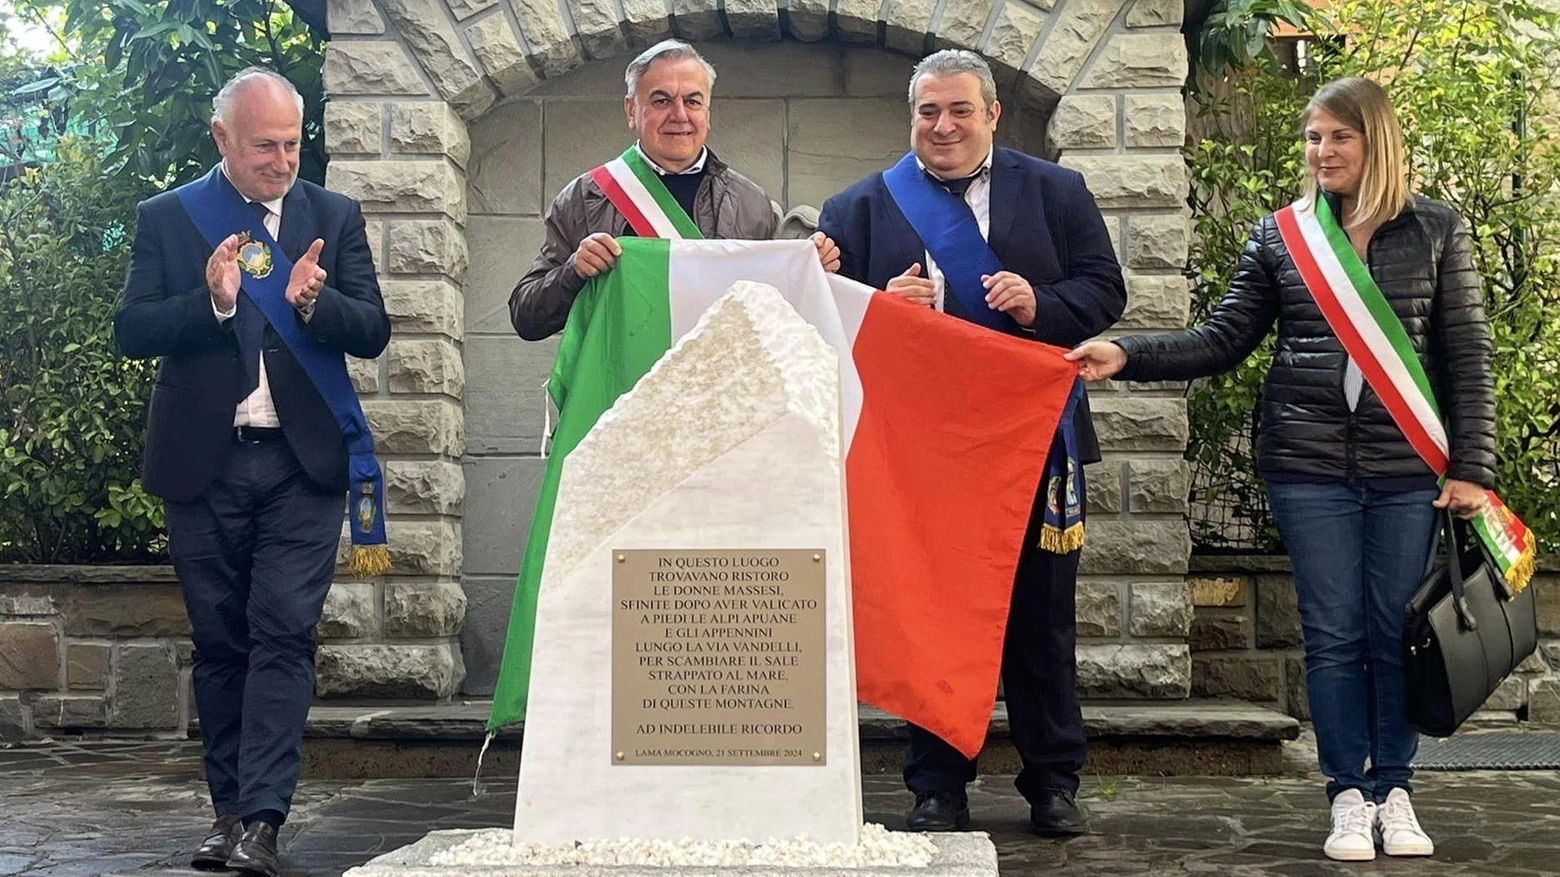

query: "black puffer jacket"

left=1117, top=194, right=1496, bottom=487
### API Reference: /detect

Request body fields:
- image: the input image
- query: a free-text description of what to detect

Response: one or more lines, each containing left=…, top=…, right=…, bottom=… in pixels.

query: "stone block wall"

left=1188, top=557, right=1560, bottom=725
left=0, top=563, right=472, bottom=741
left=319, top=0, right=1195, bottom=698
left=0, top=567, right=189, bottom=738
left=323, top=93, right=472, bottom=698
left=1051, top=2, right=1195, bottom=697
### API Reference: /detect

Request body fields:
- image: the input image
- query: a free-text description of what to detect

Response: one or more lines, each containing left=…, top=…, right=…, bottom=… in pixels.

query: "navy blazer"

left=114, top=172, right=390, bottom=502
left=817, top=147, right=1126, bottom=463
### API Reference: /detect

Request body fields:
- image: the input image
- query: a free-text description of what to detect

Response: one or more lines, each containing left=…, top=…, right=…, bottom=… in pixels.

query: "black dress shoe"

left=226, top=822, right=281, bottom=877
left=906, top=791, right=971, bottom=831
left=191, top=815, right=242, bottom=870
left=1029, top=787, right=1087, bottom=837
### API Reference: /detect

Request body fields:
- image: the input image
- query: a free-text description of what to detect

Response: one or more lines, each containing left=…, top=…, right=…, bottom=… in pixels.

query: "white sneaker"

left=1324, top=789, right=1377, bottom=861
left=1375, top=788, right=1434, bottom=856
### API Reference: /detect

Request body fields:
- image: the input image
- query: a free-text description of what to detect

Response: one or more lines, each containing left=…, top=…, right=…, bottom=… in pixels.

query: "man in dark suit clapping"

left=818, top=49, right=1125, bottom=838
left=115, top=67, right=390, bottom=877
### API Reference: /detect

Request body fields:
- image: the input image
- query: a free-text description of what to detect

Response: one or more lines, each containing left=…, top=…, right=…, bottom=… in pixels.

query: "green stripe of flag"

left=1313, top=200, right=1442, bottom=420
left=619, top=148, right=704, bottom=241
left=488, top=238, right=675, bottom=730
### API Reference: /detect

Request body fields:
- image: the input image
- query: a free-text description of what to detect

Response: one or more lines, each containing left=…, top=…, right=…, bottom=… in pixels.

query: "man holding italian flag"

left=492, top=38, right=1102, bottom=836
left=507, top=38, right=840, bottom=341
left=818, top=50, right=1126, bottom=837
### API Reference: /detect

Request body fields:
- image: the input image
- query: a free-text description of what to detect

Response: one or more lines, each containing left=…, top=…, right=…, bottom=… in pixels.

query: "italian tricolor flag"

left=1276, top=198, right=1536, bottom=592
left=488, top=237, right=1078, bottom=758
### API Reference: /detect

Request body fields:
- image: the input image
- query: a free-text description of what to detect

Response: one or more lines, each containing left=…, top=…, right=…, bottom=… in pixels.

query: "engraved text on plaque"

left=612, top=549, right=826, bottom=766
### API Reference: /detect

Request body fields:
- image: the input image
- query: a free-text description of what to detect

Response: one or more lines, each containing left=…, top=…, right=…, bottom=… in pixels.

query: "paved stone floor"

left=4, top=738, right=1560, bottom=876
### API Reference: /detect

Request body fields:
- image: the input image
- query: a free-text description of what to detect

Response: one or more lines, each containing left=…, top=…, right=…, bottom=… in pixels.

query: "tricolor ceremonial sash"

left=1275, top=197, right=1535, bottom=592
left=176, top=168, right=391, bottom=577
left=589, top=146, right=703, bottom=240
left=882, top=151, right=1084, bottom=552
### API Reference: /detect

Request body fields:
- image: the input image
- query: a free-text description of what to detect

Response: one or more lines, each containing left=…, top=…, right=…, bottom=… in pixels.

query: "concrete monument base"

left=342, top=829, right=999, bottom=877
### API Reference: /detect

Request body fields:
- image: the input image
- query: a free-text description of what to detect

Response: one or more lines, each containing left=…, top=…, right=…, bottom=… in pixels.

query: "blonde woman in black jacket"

left=1069, top=77, right=1495, bottom=862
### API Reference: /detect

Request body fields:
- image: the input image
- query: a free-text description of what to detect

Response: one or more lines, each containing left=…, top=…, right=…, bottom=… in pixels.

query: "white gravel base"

left=433, top=825, right=933, bottom=868
left=344, top=827, right=999, bottom=877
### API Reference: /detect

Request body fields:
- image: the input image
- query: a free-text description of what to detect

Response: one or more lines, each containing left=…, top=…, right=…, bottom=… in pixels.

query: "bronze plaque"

left=611, top=549, right=827, bottom=766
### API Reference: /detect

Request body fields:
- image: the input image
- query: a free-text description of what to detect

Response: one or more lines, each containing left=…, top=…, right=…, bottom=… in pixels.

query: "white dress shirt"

left=1344, top=358, right=1364, bottom=411
left=214, top=162, right=286, bottom=428
left=634, top=142, right=709, bottom=175
left=917, top=149, right=994, bottom=314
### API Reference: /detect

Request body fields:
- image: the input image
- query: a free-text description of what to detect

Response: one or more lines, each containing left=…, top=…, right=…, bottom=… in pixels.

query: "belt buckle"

left=236, top=425, right=260, bottom=443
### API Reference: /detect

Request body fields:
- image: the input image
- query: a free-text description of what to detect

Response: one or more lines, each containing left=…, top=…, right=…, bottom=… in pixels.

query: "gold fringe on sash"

left=349, top=544, right=393, bottom=578
left=1506, top=551, right=1535, bottom=596
left=1039, top=522, right=1086, bottom=554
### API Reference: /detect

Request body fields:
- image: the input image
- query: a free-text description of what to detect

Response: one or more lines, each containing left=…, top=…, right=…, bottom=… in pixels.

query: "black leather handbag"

left=1403, top=510, right=1538, bottom=737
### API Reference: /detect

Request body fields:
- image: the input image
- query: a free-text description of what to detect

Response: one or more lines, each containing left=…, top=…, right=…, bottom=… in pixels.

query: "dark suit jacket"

left=114, top=172, right=391, bottom=502
left=817, top=146, right=1126, bottom=463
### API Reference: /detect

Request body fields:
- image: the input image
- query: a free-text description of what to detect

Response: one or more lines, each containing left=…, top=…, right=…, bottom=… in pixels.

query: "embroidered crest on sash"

left=236, top=231, right=274, bottom=279
left=355, top=482, right=378, bottom=534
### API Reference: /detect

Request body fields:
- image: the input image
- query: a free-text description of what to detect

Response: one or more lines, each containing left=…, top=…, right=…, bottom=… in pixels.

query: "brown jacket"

left=508, top=148, right=778, bottom=340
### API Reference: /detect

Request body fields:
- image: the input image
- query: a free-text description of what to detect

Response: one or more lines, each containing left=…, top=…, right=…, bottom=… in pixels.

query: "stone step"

left=302, top=700, right=1298, bottom=743
left=294, top=700, right=1299, bottom=780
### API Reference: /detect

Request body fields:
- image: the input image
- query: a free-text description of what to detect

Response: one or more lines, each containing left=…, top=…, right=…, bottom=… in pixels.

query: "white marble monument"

left=516, top=281, right=861, bottom=844
left=345, top=283, right=998, bottom=877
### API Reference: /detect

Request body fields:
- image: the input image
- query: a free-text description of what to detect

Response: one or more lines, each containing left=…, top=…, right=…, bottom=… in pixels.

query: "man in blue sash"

left=115, top=68, right=390, bottom=876
left=509, top=39, right=839, bottom=340
left=818, top=50, right=1125, bottom=837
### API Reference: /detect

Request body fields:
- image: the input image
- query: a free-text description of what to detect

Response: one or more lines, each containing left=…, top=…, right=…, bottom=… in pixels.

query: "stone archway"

left=316, top=0, right=1196, bottom=701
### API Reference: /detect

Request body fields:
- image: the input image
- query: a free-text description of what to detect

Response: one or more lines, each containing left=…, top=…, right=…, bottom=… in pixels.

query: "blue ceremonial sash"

left=175, top=168, right=389, bottom=573
left=1039, top=380, right=1086, bottom=554
left=882, top=151, right=1084, bottom=553
left=881, top=151, right=1014, bottom=333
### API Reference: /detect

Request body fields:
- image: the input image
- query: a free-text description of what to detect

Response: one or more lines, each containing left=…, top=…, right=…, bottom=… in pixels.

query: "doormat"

left=1412, top=732, right=1560, bottom=770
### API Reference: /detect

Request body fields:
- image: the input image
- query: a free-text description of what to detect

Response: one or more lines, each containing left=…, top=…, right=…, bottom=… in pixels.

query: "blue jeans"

left=1264, top=479, right=1439, bottom=803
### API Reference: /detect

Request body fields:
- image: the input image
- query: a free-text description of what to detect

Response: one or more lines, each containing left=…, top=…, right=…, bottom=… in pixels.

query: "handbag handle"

left=1441, top=509, right=1479, bottom=632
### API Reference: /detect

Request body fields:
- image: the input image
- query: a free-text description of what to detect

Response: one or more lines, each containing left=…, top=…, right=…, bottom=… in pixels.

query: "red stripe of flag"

left=1274, top=207, right=1449, bottom=473
left=590, top=166, right=658, bottom=238
left=847, top=293, right=1076, bottom=759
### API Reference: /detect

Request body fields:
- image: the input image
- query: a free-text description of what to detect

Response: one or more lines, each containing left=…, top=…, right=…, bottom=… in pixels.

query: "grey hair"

left=907, top=50, right=997, bottom=111
left=624, top=39, right=717, bottom=98
left=211, top=67, right=304, bottom=125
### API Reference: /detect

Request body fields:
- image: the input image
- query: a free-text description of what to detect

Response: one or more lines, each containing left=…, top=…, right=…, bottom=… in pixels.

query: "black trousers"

left=904, top=461, right=1087, bottom=802
left=166, top=439, right=342, bottom=821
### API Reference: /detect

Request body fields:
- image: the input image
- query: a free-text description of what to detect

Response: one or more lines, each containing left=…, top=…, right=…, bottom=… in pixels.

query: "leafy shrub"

left=1185, top=0, right=1560, bottom=553
left=1184, top=68, right=1309, bottom=552
left=7, top=0, right=324, bottom=187
left=0, top=139, right=163, bottom=562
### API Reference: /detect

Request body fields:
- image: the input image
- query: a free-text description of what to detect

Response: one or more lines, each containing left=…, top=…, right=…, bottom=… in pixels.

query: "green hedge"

left=0, top=140, right=163, bottom=562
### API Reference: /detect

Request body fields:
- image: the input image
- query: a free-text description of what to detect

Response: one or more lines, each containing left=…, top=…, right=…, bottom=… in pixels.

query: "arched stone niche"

left=319, top=0, right=1196, bottom=700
